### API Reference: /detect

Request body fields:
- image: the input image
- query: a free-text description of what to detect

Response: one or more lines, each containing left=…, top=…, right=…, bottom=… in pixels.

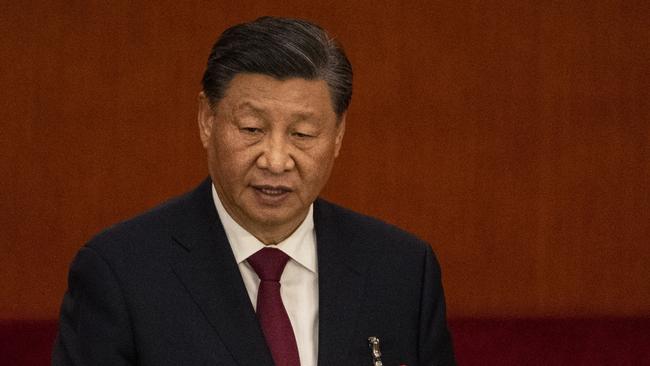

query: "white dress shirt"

left=211, top=185, right=319, bottom=366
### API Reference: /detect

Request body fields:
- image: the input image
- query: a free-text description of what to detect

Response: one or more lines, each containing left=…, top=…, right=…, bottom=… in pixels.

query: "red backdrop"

left=2, top=0, right=648, bottom=320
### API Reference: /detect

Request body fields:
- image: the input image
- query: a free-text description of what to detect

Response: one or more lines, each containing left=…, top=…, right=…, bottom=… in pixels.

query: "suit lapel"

left=169, top=179, right=274, bottom=366
left=166, top=182, right=369, bottom=366
left=315, top=200, right=368, bottom=366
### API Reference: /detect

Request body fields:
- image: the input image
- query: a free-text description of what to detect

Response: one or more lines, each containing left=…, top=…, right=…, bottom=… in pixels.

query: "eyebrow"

left=234, top=101, right=317, bottom=122
left=234, top=102, right=267, bottom=118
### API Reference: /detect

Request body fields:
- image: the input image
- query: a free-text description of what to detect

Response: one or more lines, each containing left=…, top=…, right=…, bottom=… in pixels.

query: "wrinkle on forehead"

left=232, top=101, right=317, bottom=123
left=219, top=74, right=335, bottom=122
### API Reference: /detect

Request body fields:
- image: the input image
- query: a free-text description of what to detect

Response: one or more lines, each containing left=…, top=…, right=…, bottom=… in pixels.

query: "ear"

left=334, top=112, right=346, bottom=158
left=197, top=92, right=214, bottom=149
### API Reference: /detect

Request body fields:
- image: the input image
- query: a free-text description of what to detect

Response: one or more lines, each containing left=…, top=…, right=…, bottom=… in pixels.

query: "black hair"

left=201, top=16, right=352, bottom=117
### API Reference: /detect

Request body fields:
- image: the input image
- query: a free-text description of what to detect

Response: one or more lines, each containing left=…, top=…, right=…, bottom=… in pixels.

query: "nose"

left=256, top=133, right=295, bottom=174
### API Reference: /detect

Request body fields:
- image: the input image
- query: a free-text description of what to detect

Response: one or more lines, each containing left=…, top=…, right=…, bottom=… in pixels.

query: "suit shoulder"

left=85, top=182, right=206, bottom=258
left=315, top=198, right=431, bottom=254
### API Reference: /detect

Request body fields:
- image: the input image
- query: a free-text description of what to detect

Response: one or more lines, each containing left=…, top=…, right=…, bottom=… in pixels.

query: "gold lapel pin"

left=368, top=336, right=383, bottom=366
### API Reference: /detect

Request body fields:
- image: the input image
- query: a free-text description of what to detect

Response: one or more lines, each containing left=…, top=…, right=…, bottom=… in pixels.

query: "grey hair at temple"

left=201, top=16, right=353, bottom=118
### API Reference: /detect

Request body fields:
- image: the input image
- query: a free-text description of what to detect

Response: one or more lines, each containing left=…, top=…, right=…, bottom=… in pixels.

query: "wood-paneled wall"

left=2, top=1, right=648, bottom=319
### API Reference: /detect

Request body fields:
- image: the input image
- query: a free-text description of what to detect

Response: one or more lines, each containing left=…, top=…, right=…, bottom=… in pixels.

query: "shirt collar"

left=211, top=184, right=317, bottom=273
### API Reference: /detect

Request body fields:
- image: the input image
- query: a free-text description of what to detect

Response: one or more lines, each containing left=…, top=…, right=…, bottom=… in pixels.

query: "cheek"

left=210, top=136, right=257, bottom=182
left=218, top=151, right=252, bottom=178
left=298, top=145, right=338, bottom=184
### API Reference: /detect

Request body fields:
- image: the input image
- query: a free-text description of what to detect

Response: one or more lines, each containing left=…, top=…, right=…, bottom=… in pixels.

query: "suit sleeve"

left=52, top=246, right=136, bottom=366
left=418, top=245, right=456, bottom=366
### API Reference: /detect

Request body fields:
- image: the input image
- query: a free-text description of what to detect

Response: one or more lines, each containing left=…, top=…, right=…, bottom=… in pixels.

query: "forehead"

left=218, top=73, right=336, bottom=118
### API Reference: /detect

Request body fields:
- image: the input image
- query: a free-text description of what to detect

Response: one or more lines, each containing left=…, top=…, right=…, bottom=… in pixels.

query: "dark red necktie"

left=247, top=248, right=301, bottom=366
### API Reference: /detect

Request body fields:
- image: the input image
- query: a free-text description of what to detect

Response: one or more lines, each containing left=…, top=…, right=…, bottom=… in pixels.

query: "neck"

left=245, top=214, right=306, bottom=245
left=211, top=182, right=310, bottom=245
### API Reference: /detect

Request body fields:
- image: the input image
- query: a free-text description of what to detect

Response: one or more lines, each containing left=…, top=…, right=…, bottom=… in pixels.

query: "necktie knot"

left=248, top=247, right=290, bottom=282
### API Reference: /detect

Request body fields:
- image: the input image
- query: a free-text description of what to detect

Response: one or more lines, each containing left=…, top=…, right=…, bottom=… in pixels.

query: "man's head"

left=198, top=17, right=352, bottom=244
left=201, top=16, right=352, bottom=119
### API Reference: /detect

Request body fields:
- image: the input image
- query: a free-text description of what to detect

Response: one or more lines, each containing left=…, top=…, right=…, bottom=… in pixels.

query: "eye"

left=292, top=131, right=314, bottom=139
left=240, top=127, right=263, bottom=134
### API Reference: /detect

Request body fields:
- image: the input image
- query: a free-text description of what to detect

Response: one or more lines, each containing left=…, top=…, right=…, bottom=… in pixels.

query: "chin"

left=251, top=209, right=301, bottom=227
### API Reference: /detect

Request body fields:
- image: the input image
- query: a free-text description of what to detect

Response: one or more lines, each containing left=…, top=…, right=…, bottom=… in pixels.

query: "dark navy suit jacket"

left=53, top=179, right=455, bottom=365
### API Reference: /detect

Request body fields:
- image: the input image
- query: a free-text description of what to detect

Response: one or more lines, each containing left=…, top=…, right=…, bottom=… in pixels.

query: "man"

left=53, top=16, right=455, bottom=366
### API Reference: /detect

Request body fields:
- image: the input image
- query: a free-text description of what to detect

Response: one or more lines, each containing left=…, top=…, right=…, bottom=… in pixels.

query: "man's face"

left=198, top=73, right=345, bottom=243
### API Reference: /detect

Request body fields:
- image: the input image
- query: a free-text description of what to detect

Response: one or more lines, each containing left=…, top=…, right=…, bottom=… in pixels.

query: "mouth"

left=252, top=185, right=292, bottom=195
left=251, top=185, right=293, bottom=205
